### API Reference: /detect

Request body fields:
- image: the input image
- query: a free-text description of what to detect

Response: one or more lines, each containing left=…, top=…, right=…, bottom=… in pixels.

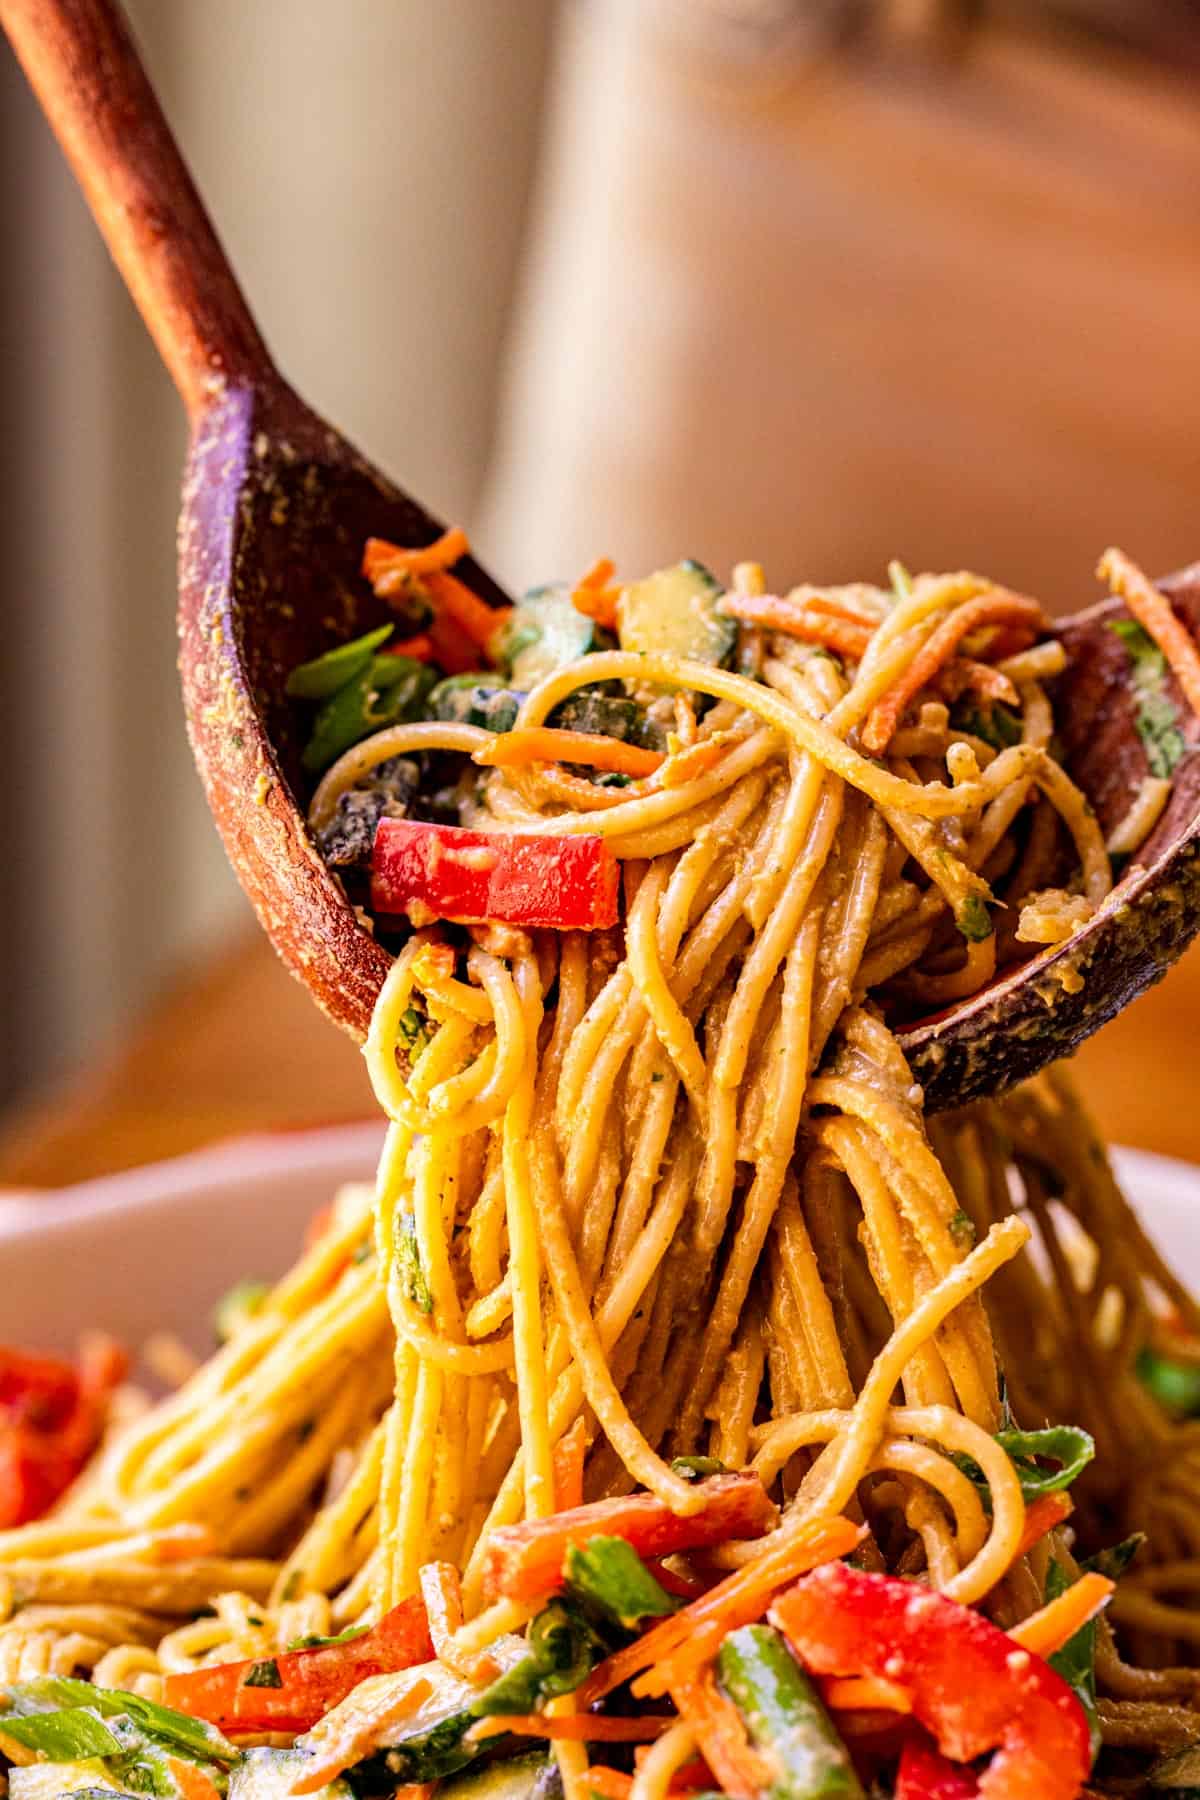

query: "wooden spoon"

left=902, top=564, right=1200, bottom=1108
left=0, top=0, right=513, bottom=1037
left=7, top=0, right=1200, bottom=1108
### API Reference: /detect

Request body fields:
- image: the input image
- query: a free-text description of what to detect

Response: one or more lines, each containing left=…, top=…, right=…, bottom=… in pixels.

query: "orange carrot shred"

left=475, top=727, right=664, bottom=779
left=362, top=527, right=470, bottom=585
left=572, top=557, right=621, bottom=630
left=821, top=1675, right=912, bottom=1715
left=586, top=1769, right=633, bottom=1800
left=1099, top=546, right=1200, bottom=721
left=386, top=635, right=435, bottom=662
left=581, top=1515, right=862, bottom=1704
left=424, top=571, right=510, bottom=652
left=1007, top=1572, right=1114, bottom=1660
left=670, top=1666, right=772, bottom=1800
left=935, top=657, right=1019, bottom=706
left=720, top=592, right=873, bottom=661
left=1010, top=1491, right=1074, bottom=1565
left=553, top=1418, right=588, bottom=1513
left=659, top=739, right=728, bottom=789
left=862, top=593, right=1048, bottom=754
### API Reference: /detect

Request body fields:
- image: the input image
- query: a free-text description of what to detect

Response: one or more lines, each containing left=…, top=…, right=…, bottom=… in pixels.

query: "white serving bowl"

left=0, top=1130, right=1194, bottom=1370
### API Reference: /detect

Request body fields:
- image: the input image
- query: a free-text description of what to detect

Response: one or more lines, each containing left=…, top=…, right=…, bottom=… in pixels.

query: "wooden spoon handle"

left=2, top=0, right=272, bottom=419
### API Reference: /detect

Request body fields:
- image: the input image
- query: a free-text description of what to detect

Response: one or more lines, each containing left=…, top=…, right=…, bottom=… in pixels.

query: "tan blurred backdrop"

left=2, top=0, right=1199, bottom=1173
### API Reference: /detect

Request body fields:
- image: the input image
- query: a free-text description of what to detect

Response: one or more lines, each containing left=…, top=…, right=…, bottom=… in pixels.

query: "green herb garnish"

left=396, top=1216, right=432, bottom=1314
left=1136, top=1347, right=1200, bottom=1418
left=955, top=703, right=1022, bottom=751
left=564, top=1537, right=678, bottom=1632
left=471, top=1600, right=607, bottom=1716
left=286, top=1623, right=369, bottom=1652
left=1109, top=618, right=1186, bottom=778
left=285, top=625, right=394, bottom=700
left=213, top=1278, right=270, bottom=1345
left=242, top=1661, right=282, bottom=1690
left=953, top=1423, right=1094, bottom=1505
left=670, top=1455, right=727, bottom=1482
left=957, top=893, right=993, bottom=943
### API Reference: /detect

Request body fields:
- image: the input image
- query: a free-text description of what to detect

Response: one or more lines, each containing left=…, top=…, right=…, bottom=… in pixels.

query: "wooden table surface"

left=0, top=927, right=1195, bottom=1190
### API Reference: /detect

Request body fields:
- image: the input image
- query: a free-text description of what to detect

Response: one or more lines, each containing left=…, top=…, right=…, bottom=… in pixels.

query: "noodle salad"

left=1, top=541, right=1199, bottom=1800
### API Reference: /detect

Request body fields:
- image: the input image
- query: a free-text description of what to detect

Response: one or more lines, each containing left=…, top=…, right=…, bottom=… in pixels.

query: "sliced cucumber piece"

left=8, top=1761, right=126, bottom=1800
left=499, top=586, right=595, bottom=688
left=547, top=689, right=644, bottom=743
left=616, top=560, right=734, bottom=668
left=309, top=1640, right=527, bottom=1793
left=229, top=1748, right=351, bottom=1800
left=428, top=675, right=524, bottom=734
left=438, top=1751, right=557, bottom=1800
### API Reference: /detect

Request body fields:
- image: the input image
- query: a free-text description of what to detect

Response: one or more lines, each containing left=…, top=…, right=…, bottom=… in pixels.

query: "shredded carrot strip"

left=294, top=1678, right=432, bottom=1789
left=425, top=571, right=510, bottom=651
left=935, top=658, right=1019, bottom=706
left=572, top=557, right=621, bottom=630
left=581, top=1515, right=862, bottom=1704
left=1010, top=1491, right=1074, bottom=1565
left=862, top=593, right=1048, bottom=753
left=166, top=1759, right=223, bottom=1800
left=468, top=1714, right=677, bottom=1744
left=1007, top=1572, right=1114, bottom=1659
left=580, top=557, right=616, bottom=588
left=586, top=1769, right=633, bottom=1800
left=1099, top=546, right=1200, bottom=720
left=658, top=739, right=728, bottom=789
left=475, top=727, right=665, bottom=778
left=670, top=1667, right=771, bottom=1800
left=801, top=595, right=881, bottom=627
left=362, top=527, right=470, bottom=586
left=720, top=592, right=873, bottom=661
left=387, top=634, right=435, bottom=662
left=821, top=1675, right=912, bottom=1715
left=553, top=1418, right=588, bottom=1513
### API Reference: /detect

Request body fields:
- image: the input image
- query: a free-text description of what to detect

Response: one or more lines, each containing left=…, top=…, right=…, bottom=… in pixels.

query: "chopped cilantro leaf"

left=396, top=1215, right=432, bottom=1314
left=1109, top=618, right=1186, bottom=778
left=957, top=893, right=993, bottom=942
left=243, top=1660, right=282, bottom=1689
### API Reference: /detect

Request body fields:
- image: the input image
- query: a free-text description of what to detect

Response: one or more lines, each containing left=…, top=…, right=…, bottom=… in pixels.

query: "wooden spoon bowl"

left=1, top=0, right=514, bottom=1036
left=8, top=0, right=1200, bottom=1108
left=179, top=385, right=509, bottom=1036
left=901, top=566, right=1200, bottom=1107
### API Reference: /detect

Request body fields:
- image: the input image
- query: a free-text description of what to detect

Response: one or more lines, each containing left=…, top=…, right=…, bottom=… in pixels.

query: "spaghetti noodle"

left=1, top=549, right=1198, bottom=1798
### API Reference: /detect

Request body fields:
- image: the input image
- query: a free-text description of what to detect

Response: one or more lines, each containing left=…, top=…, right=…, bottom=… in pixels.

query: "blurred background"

left=2, top=0, right=1200, bottom=1181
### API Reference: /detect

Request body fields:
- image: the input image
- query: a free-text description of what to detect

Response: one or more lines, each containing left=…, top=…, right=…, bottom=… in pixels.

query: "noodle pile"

left=1, top=560, right=1198, bottom=1770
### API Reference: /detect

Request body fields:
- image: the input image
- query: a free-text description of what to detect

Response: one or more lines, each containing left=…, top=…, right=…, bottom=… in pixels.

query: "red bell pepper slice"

left=164, top=1595, right=434, bottom=1735
left=371, top=819, right=619, bottom=931
left=0, top=1338, right=127, bottom=1527
left=770, top=1564, right=1091, bottom=1800
left=481, top=1474, right=777, bottom=1605
left=897, top=1739, right=982, bottom=1799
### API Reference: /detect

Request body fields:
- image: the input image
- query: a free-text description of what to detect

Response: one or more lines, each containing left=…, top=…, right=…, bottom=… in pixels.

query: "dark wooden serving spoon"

left=905, top=566, right=1200, bottom=1108
left=6, top=0, right=1200, bottom=1110
left=0, top=0, right=513, bottom=1037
